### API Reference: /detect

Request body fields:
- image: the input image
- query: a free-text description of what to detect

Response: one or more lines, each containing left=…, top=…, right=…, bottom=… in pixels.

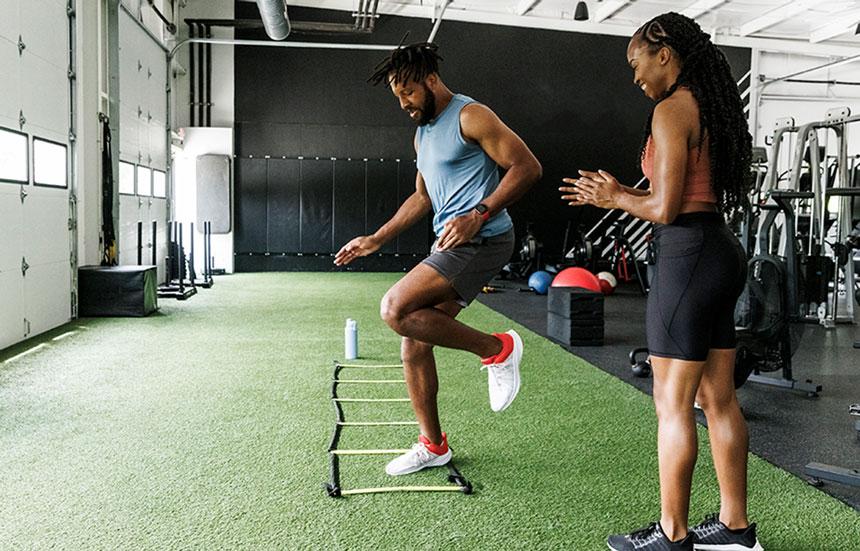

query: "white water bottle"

left=344, top=319, right=358, bottom=360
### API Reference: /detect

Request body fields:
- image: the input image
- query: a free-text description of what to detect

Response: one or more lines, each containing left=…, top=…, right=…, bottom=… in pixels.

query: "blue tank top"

left=416, top=94, right=513, bottom=238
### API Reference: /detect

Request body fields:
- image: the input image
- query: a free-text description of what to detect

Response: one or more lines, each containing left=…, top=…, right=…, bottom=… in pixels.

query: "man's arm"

left=435, top=104, right=541, bottom=250
left=371, top=172, right=432, bottom=244
left=333, top=172, right=432, bottom=266
left=461, top=103, right=542, bottom=216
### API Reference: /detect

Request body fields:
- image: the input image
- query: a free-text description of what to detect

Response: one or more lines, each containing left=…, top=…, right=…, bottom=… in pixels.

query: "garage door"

left=118, top=8, right=168, bottom=282
left=0, top=0, right=72, bottom=349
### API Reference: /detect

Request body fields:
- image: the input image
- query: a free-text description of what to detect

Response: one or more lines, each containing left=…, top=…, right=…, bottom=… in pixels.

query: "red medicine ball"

left=551, top=267, right=602, bottom=293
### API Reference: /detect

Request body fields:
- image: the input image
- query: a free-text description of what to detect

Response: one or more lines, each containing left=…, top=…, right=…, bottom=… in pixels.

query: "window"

left=153, top=170, right=166, bottom=198
left=119, top=161, right=136, bottom=194
left=137, top=166, right=152, bottom=196
left=33, top=138, right=68, bottom=188
left=0, top=127, right=29, bottom=184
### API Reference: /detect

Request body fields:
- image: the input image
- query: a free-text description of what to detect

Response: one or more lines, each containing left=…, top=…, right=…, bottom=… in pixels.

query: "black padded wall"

left=233, top=156, right=429, bottom=271
left=365, top=159, right=399, bottom=255
left=233, top=5, right=751, bottom=271
left=333, top=159, right=367, bottom=248
left=234, top=158, right=267, bottom=253
left=267, top=158, right=301, bottom=252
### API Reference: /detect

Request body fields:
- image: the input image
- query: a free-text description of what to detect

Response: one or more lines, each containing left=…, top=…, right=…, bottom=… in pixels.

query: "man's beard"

left=415, top=87, right=437, bottom=126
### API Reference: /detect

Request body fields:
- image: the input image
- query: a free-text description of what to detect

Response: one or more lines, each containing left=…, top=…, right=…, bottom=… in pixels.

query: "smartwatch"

left=473, top=203, right=490, bottom=221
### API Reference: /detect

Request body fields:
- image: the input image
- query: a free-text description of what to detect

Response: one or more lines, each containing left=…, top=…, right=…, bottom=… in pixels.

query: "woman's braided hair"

left=635, top=12, right=752, bottom=220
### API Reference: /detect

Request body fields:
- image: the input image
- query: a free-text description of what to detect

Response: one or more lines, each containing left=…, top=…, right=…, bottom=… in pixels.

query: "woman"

left=560, top=13, right=762, bottom=551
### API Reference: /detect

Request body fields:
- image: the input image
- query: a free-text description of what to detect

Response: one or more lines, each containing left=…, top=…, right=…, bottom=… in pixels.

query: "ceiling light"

left=574, top=1, right=589, bottom=21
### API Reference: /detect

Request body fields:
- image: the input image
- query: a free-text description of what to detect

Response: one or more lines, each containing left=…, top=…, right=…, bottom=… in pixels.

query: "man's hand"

left=436, top=211, right=484, bottom=251
left=334, top=235, right=382, bottom=266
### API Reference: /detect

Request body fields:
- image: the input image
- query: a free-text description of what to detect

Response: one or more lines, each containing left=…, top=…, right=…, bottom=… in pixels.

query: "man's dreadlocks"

left=368, top=42, right=444, bottom=87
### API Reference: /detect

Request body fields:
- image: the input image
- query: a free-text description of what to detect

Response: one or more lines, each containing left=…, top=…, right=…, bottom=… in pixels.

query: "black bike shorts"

left=646, top=212, right=747, bottom=361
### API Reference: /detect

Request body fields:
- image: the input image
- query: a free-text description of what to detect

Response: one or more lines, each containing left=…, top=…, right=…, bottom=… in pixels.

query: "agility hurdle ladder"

left=325, top=361, right=473, bottom=497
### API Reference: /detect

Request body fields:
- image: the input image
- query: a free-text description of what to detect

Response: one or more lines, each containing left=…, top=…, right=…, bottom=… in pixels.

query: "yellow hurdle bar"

left=340, top=486, right=465, bottom=495
left=333, top=398, right=411, bottom=403
left=329, top=449, right=411, bottom=455
left=337, top=421, right=418, bottom=426
left=335, top=379, right=406, bottom=384
left=335, top=363, right=404, bottom=369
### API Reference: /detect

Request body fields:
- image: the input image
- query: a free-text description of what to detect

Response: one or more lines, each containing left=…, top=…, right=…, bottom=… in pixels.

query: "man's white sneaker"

left=483, top=329, right=523, bottom=412
left=384, top=434, right=452, bottom=476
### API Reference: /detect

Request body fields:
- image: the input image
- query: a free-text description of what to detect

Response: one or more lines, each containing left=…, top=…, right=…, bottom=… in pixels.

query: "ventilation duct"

left=255, top=0, right=291, bottom=40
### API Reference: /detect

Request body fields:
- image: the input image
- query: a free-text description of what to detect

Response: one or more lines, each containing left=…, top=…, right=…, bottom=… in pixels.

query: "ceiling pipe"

left=185, top=17, right=374, bottom=34
left=357, top=0, right=375, bottom=31
left=428, top=1, right=451, bottom=43
left=354, top=0, right=365, bottom=31
left=168, top=37, right=399, bottom=60
left=368, top=0, right=380, bottom=31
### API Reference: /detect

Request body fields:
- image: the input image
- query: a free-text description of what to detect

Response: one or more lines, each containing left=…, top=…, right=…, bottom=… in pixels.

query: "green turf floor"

left=0, top=273, right=857, bottom=549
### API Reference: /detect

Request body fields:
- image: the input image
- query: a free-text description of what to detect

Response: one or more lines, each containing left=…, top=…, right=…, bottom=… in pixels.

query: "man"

left=334, top=43, right=542, bottom=476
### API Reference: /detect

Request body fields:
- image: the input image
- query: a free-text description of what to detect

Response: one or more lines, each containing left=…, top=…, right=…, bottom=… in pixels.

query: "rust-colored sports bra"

left=641, top=135, right=717, bottom=204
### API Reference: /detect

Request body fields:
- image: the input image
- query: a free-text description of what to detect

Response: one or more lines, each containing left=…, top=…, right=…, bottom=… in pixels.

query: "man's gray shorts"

left=422, top=228, right=515, bottom=307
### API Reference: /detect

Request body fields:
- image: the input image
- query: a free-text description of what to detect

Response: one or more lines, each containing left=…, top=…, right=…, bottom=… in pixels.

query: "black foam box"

left=547, top=312, right=604, bottom=346
left=548, top=286, right=604, bottom=318
left=78, top=265, right=158, bottom=317
left=547, top=286, right=604, bottom=346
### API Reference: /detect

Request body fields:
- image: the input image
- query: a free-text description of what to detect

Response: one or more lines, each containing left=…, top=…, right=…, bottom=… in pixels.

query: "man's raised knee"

left=380, top=292, right=406, bottom=334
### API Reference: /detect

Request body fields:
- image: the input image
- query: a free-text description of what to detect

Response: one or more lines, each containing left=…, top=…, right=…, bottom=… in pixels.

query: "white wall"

left=173, top=127, right=235, bottom=274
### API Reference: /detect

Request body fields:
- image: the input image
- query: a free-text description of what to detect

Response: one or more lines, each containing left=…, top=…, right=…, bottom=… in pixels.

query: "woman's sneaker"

left=384, top=434, right=452, bottom=476
left=607, top=522, right=694, bottom=550
left=690, top=514, right=763, bottom=551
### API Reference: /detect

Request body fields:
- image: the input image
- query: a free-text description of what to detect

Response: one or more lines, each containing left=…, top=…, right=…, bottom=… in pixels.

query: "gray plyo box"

left=196, top=154, right=232, bottom=233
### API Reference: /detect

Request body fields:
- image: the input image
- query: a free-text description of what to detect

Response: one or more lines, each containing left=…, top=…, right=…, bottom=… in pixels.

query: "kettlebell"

left=629, top=347, right=652, bottom=378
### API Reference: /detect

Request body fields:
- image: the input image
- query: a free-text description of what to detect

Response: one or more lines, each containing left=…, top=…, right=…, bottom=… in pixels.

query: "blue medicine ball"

left=528, top=270, right=553, bottom=295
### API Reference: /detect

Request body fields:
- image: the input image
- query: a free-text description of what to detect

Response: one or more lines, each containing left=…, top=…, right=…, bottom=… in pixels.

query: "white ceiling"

left=257, top=1, right=860, bottom=55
